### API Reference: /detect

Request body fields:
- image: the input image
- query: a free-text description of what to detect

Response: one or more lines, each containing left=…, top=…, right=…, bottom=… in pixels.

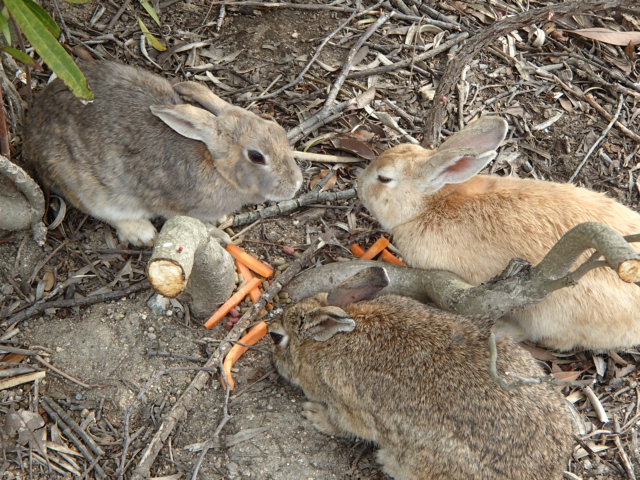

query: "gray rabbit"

left=271, top=267, right=573, bottom=480
left=23, top=60, right=302, bottom=245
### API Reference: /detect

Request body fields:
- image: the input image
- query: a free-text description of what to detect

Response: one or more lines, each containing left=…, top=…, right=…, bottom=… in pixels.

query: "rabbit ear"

left=418, top=117, right=508, bottom=193
left=150, top=104, right=217, bottom=144
left=173, top=81, right=231, bottom=115
left=326, top=266, right=389, bottom=308
left=304, top=306, right=356, bottom=342
left=438, top=116, right=508, bottom=151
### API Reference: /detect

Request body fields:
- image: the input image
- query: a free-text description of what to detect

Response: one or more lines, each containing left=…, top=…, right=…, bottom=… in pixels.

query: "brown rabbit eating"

left=270, top=267, right=573, bottom=480
left=23, top=60, right=302, bottom=246
left=358, top=116, right=640, bottom=351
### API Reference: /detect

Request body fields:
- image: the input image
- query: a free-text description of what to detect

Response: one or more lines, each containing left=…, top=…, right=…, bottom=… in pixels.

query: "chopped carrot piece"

left=204, top=277, right=262, bottom=329
left=351, top=243, right=365, bottom=257
left=236, top=260, right=262, bottom=302
left=226, top=244, right=274, bottom=278
left=222, top=321, right=268, bottom=390
left=380, top=249, right=406, bottom=266
left=360, top=237, right=390, bottom=260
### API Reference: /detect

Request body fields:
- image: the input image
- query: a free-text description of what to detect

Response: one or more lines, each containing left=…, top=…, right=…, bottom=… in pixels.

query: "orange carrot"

left=221, top=321, right=268, bottom=390
left=236, top=260, right=262, bottom=303
left=380, top=248, right=407, bottom=266
left=351, top=243, right=365, bottom=257
left=226, top=244, right=274, bottom=278
left=204, top=277, right=262, bottom=329
left=360, top=237, right=390, bottom=260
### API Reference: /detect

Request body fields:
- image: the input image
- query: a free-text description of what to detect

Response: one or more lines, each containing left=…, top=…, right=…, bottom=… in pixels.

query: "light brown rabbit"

left=270, top=267, right=573, bottom=480
left=23, top=60, right=302, bottom=246
left=358, top=116, right=640, bottom=351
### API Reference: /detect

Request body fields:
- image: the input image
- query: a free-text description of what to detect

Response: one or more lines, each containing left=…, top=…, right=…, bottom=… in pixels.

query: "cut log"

left=147, top=216, right=236, bottom=317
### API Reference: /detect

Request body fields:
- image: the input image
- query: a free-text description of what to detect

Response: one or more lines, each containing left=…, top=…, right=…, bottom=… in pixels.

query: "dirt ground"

left=1, top=1, right=640, bottom=479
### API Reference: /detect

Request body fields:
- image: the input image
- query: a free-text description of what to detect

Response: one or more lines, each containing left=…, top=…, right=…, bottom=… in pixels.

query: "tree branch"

left=284, top=222, right=640, bottom=319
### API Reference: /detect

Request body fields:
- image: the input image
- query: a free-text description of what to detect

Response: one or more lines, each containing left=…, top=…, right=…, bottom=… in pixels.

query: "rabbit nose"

left=269, top=331, right=285, bottom=344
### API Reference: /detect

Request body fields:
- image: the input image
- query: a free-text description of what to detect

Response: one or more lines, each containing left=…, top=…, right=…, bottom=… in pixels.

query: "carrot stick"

left=221, top=321, right=268, bottom=390
left=226, top=244, right=274, bottom=278
left=204, top=277, right=262, bottom=329
left=380, top=248, right=407, bottom=266
left=351, top=243, right=365, bottom=257
left=360, top=237, right=390, bottom=260
left=235, top=260, right=262, bottom=302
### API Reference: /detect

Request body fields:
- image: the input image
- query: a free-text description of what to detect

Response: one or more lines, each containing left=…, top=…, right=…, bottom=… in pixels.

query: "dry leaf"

left=551, top=369, right=586, bottom=382
left=309, top=170, right=338, bottom=190
left=0, top=352, right=26, bottom=368
left=615, top=364, right=636, bottom=378
left=330, top=134, right=377, bottom=160
left=519, top=343, right=558, bottom=361
left=625, top=41, right=636, bottom=61
left=566, top=28, right=640, bottom=46
left=5, top=409, right=48, bottom=457
left=558, top=96, right=574, bottom=113
left=42, top=270, right=55, bottom=291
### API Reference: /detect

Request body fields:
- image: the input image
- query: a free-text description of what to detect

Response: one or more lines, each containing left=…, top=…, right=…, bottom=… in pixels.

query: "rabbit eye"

left=377, top=175, right=392, bottom=184
left=248, top=149, right=267, bottom=165
left=269, top=331, right=285, bottom=345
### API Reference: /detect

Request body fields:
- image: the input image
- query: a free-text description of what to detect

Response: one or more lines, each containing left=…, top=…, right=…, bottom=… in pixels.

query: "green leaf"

left=4, top=0, right=93, bottom=99
left=140, top=0, right=161, bottom=26
left=63, top=0, right=92, bottom=4
left=0, top=9, right=11, bottom=44
left=0, top=46, right=35, bottom=66
left=137, top=16, right=166, bottom=51
left=22, top=0, right=61, bottom=37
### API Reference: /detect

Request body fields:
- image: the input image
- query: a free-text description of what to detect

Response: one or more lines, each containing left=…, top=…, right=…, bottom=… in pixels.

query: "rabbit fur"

left=270, top=267, right=573, bottom=480
left=358, top=116, right=640, bottom=351
left=23, top=60, right=302, bottom=245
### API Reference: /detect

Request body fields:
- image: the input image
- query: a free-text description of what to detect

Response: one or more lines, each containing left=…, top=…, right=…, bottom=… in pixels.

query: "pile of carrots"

left=205, top=243, right=273, bottom=390
left=351, top=237, right=406, bottom=266
left=210, top=237, right=404, bottom=390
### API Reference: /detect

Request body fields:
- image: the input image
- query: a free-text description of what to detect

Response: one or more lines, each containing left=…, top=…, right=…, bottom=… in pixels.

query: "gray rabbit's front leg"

left=112, top=219, right=157, bottom=246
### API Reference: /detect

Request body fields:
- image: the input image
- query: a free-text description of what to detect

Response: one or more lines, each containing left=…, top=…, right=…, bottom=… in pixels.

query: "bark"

left=0, top=155, right=46, bottom=245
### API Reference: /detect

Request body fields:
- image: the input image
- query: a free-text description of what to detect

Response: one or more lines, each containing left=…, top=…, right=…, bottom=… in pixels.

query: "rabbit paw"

left=377, top=448, right=407, bottom=480
left=113, top=220, right=157, bottom=247
left=302, top=401, right=340, bottom=436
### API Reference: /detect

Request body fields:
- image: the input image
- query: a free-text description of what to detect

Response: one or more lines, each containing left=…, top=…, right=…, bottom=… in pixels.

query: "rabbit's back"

left=394, top=175, right=640, bottom=350
left=297, top=296, right=572, bottom=480
left=23, top=61, right=198, bottom=215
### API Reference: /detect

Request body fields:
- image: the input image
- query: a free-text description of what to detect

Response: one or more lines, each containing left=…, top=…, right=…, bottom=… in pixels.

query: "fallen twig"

left=348, top=31, right=469, bottom=79
left=219, top=189, right=357, bottom=229
left=569, top=95, right=624, bottom=183
left=0, top=370, right=45, bottom=391
left=248, top=1, right=384, bottom=102
left=294, top=151, right=362, bottom=163
left=5, top=280, right=151, bottom=328
left=41, top=397, right=107, bottom=479
left=34, top=355, right=97, bottom=389
left=323, top=11, right=392, bottom=115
